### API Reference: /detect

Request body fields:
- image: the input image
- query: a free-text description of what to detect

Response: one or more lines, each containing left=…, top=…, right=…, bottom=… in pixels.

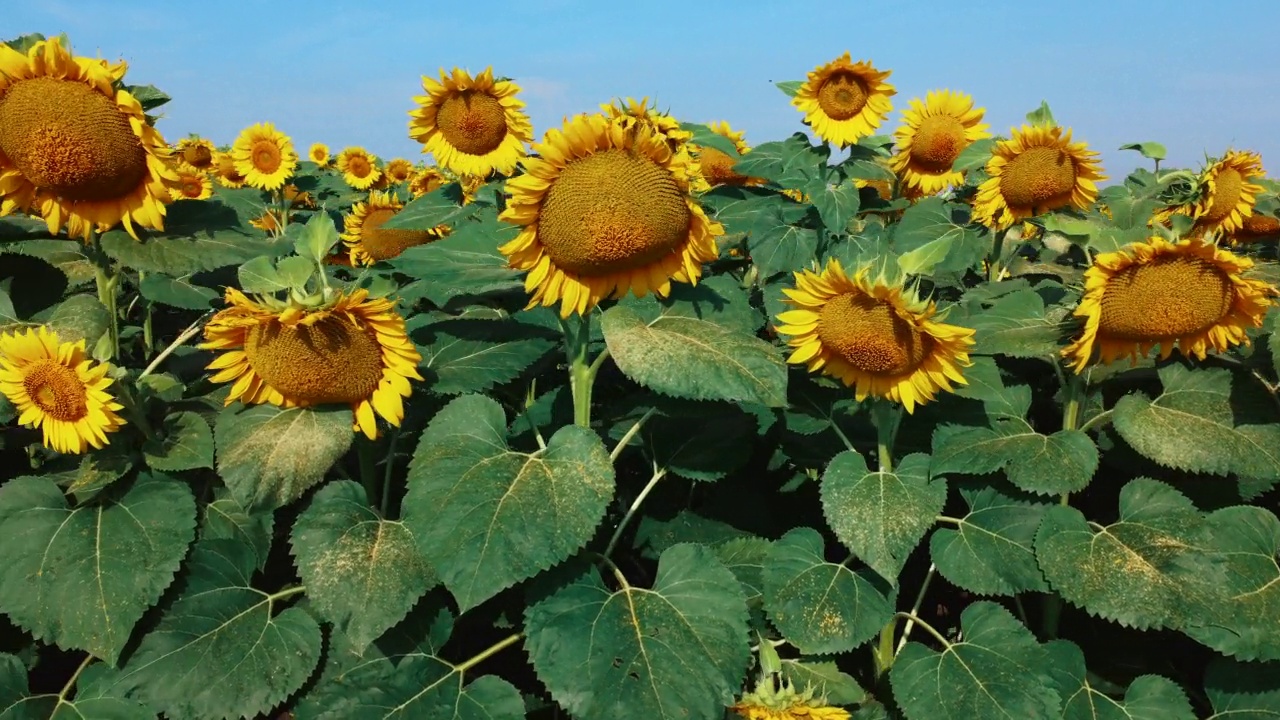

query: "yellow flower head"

left=336, top=146, right=382, bottom=190
left=601, top=97, right=693, bottom=150
left=1162, top=150, right=1267, bottom=237
left=342, top=190, right=449, bottom=266
left=384, top=157, right=415, bottom=184
left=792, top=52, right=896, bottom=147
left=169, top=161, right=213, bottom=201
left=231, top=122, right=298, bottom=191
left=308, top=142, right=331, bottom=167
left=0, top=326, right=125, bottom=454
left=249, top=207, right=292, bottom=235
left=175, top=137, right=217, bottom=171
left=213, top=151, right=247, bottom=188
left=696, top=121, right=763, bottom=189
left=409, top=166, right=448, bottom=198
left=889, top=90, right=991, bottom=195
left=409, top=66, right=533, bottom=177
left=972, top=123, right=1106, bottom=230
left=1233, top=211, right=1280, bottom=244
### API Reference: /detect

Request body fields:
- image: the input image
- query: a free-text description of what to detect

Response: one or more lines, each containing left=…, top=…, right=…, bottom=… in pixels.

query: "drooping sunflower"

left=1233, top=211, right=1280, bottom=243
left=200, top=288, right=423, bottom=440
left=1166, top=151, right=1266, bottom=237
left=792, top=53, right=896, bottom=147
left=231, top=122, right=298, bottom=192
left=249, top=207, right=291, bottom=234
left=308, top=142, right=331, bottom=167
left=696, top=121, right=763, bottom=189
left=776, top=258, right=974, bottom=413
left=409, top=66, right=533, bottom=177
left=498, top=113, right=723, bottom=317
left=409, top=166, right=447, bottom=197
left=169, top=162, right=213, bottom=201
left=0, top=37, right=177, bottom=241
left=0, top=325, right=126, bottom=454
left=1062, top=235, right=1276, bottom=372
left=889, top=90, right=990, bottom=194
left=213, top=151, right=246, bottom=188
left=972, top=124, right=1106, bottom=231
left=175, top=136, right=217, bottom=172
left=601, top=97, right=693, bottom=150
left=336, top=146, right=382, bottom=190
left=731, top=668, right=851, bottom=720
left=342, top=190, right=450, bottom=266
left=384, top=158, right=414, bottom=184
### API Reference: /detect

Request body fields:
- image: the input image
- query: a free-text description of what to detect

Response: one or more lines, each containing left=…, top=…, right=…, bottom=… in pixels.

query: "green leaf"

left=44, top=450, right=133, bottom=504
left=701, top=185, right=788, bottom=236
left=390, top=216, right=523, bottom=305
left=715, top=537, right=772, bottom=603
left=779, top=659, right=867, bottom=706
left=1025, top=100, right=1056, bottom=127
left=326, top=657, right=526, bottom=719
left=1045, top=639, right=1195, bottom=720
left=403, top=394, right=614, bottom=611
left=601, top=304, right=788, bottom=407
left=0, top=662, right=153, bottom=719
left=892, top=197, right=987, bottom=277
left=201, top=487, right=274, bottom=570
left=1204, top=656, right=1280, bottom=719
left=633, top=510, right=751, bottom=556
left=775, top=80, right=803, bottom=97
left=1035, top=478, right=1208, bottom=630
left=214, top=404, right=355, bottom=511
left=237, top=255, right=287, bottom=294
left=38, top=294, right=110, bottom=348
left=891, top=601, right=1061, bottom=720
left=411, top=317, right=556, bottom=396
left=380, top=185, right=478, bottom=230
left=804, top=173, right=861, bottom=233
left=822, top=452, right=945, bottom=582
left=953, top=137, right=996, bottom=172
left=275, top=255, right=315, bottom=290
left=4, top=239, right=96, bottom=286
left=107, top=540, right=321, bottom=720
left=525, top=543, right=750, bottom=720
left=762, top=528, right=894, bottom=654
left=619, top=273, right=763, bottom=335
left=748, top=206, right=819, bottom=277
left=932, top=421, right=1098, bottom=496
left=137, top=273, right=218, bottom=310
left=0, top=474, right=196, bottom=664
left=680, top=122, right=744, bottom=158
left=1119, top=142, right=1168, bottom=161
left=931, top=486, right=1052, bottom=595
left=143, top=411, right=214, bottom=471
left=291, top=480, right=437, bottom=651
left=610, top=399, right=758, bottom=481
left=294, top=210, right=341, bottom=263
left=100, top=201, right=290, bottom=274
left=962, top=286, right=1068, bottom=358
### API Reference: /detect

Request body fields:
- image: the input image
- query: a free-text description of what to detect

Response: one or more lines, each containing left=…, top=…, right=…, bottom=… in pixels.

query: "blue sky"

left=8, top=1, right=1277, bottom=181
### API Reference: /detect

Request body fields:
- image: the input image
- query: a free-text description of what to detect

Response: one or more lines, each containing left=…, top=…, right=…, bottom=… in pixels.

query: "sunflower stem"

left=873, top=616, right=899, bottom=678
left=895, top=563, right=937, bottom=655
left=454, top=632, right=524, bottom=678
left=138, top=271, right=154, bottom=355
left=358, top=438, right=379, bottom=508
left=138, top=311, right=211, bottom=380
left=604, top=463, right=667, bottom=559
left=870, top=400, right=902, bottom=473
left=92, top=263, right=120, bottom=362
left=1042, top=372, right=1086, bottom=641
left=986, top=228, right=1007, bottom=284
left=57, top=654, right=95, bottom=704
left=380, top=428, right=401, bottom=518
left=562, top=312, right=597, bottom=428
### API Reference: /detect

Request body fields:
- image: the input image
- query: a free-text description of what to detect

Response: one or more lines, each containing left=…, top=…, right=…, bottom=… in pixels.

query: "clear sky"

left=7, top=0, right=1278, bottom=181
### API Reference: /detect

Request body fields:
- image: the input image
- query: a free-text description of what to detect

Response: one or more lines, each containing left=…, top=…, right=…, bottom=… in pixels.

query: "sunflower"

left=601, top=97, right=693, bottom=150
left=776, top=258, right=974, bottom=413
left=1062, top=235, right=1276, bottom=372
left=200, top=288, right=422, bottom=440
left=213, top=151, right=246, bottom=188
left=1166, top=151, right=1266, bottom=237
left=731, top=669, right=851, bottom=720
left=282, top=184, right=314, bottom=209
left=792, top=53, right=896, bottom=147
left=498, top=113, right=723, bottom=317
left=308, top=142, right=331, bottom=167
left=696, top=121, right=763, bottom=188
left=409, top=166, right=447, bottom=197
left=231, top=122, right=298, bottom=192
left=249, top=208, right=291, bottom=234
left=175, top=137, right=217, bottom=171
left=1233, top=211, right=1280, bottom=243
left=460, top=174, right=485, bottom=205
left=342, top=190, right=450, bottom=266
left=384, top=158, right=414, bottom=184
left=0, top=325, right=125, bottom=454
left=169, top=162, right=213, bottom=201
left=409, top=66, right=533, bottom=177
left=972, top=124, right=1106, bottom=231
left=0, top=37, right=177, bottom=241
left=889, top=90, right=990, bottom=195
left=337, top=146, right=382, bottom=190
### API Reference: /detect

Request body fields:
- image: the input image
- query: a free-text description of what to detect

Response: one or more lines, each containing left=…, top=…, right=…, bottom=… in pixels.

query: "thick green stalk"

left=358, top=439, right=379, bottom=508
left=1044, top=369, right=1086, bottom=638
left=561, top=311, right=602, bottom=428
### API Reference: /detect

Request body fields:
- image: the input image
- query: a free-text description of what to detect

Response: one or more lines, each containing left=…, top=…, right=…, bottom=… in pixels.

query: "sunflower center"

left=22, top=359, right=88, bottom=421
left=347, top=156, right=372, bottom=178
left=436, top=90, right=508, bottom=156
left=999, top=146, right=1077, bottom=208
left=0, top=77, right=148, bottom=201
left=1239, top=213, right=1280, bottom=240
left=816, top=71, right=869, bottom=121
left=311, top=148, right=327, bottom=162
left=699, top=146, right=748, bottom=187
left=1098, top=256, right=1234, bottom=341
left=537, top=149, right=691, bottom=277
left=245, top=315, right=386, bottom=406
left=179, top=176, right=204, bottom=198
left=251, top=140, right=281, bottom=173
left=359, top=208, right=440, bottom=261
left=1201, top=168, right=1244, bottom=223
left=182, top=145, right=213, bottom=168
left=817, top=292, right=929, bottom=375
left=910, top=115, right=967, bottom=171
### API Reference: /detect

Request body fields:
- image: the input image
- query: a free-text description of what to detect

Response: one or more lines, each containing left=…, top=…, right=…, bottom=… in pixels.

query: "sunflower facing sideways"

left=972, top=123, right=1106, bottom=231
left=601, top=97, right=693, bottom=151
left=889, top=90, right=990, bottom=195
left=1062, top=235, right=1276, bottom=372
left=168, top=161, right=213, bottom=201
left=0, top=36, right=177, bottom=240
left=201, top=287, right=422, bottom=440
left=0, top=325, right=126, bottom=454
left=384, top=158, right=414, bottom=184
left=696, top=121, right=763, bottom=189
left=342, top=190, right=449, bottom=266
left=498, top=113, right=722, bottom=317
left=409, top=166, right=447, bottom=197
left=1159, top=150, right=1265, bottom=237
left=174, top=136, right=217, bottom=172
left=213, top=151, right=246, bottom=189
left=792, top=52, right=896, bottom=147
left=775, top=259, right=974, bottom=413
left=336, top=146, right=382, bottom=190
left=231, top=122, right=298, bottom=192
left=409, top=66, right=533, bottom=177
left=308, top=142, right=331, bottom=167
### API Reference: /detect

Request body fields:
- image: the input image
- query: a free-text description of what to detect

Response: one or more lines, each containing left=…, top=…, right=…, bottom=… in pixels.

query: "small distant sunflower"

left=1181, top=151, right=1266, bottom=236
left=889, top=90, right=990, bottom=194
left=601, top=97, right=693, bottom=150
left=776, top=258, right=974, bottom=413
left=342, top=190, right=450, bottom=266
left=460, top=174, right=485, bottom=205
left=384, top=158, right=414, bottom=184
left=337, top=146, right=382, bottom=190
left=283, top=184, right=314, bottom=209
left=175, top=137, right=217, bottom=171
left=0, top=37, right=177, bottom=241
left=792, top=53, right=896, bottom=147
left=696, top=121, right=763, bottom=188
left=231, top=122, right=298, bottom=191
left=409, top=66, right=533, bottom=177
left=857, top=177, right=894, bottom=202
left=308, top=142, right=331, bottom=167
left=169, top=162, right=213, bottom=201
left=499, top=113, right=722, bottom=317
left=0, top=325, right=125, bottom=455
left=200, top=288, right=423, bottom=440
left=249, top=207, right=291, bottom=234
left=213, top=151, right=246, bottom=188
left=972, top=124, right=1106, bottom=231
left=1063, top=235, right=1275, bottom=372
left=1233, top=211, right=1280, bottom=243
left=409, top=167, right=447, bottom=197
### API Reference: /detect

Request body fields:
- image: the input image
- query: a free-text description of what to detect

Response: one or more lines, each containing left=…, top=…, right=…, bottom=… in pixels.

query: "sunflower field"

left=2, top=31, right=1280, bottom=720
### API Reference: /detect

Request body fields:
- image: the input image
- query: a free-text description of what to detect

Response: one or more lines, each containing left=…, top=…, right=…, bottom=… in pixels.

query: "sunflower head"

left=283, top=184, right=314, bottom=209
left=342, top=190, right=450, bottom=266
left=408, top=66, right=533, bottom=177
left=0, top=325, right=126, bottom=454
left=601, top=97, right=693, bottom=150
left=250, top=207, right=292, bottom=235
left=308, top=142, right=331, bottom=167
left=497, top=113, right=722, bottom=318
left=169, top=161, right=213, bottom=201
left=1062, top=235, right=1276, bottom=372
left=1190, top=150, right=1266, bottom=235
left=175, top=137, right=217, bottom=171
left=776, top=258, right=974, bottom=413
left=972, top=123, right=1106, bottom=231
left=731, top=666, right=851, bottom=720
left=889, top=90, right=990, bottom=194
left=0, top=36, right=177, bottom=240
left=409, top=166, right=448, bottom=197
left=792, top=53, right=896, bottom=148
left=695, top=121, right=763, bottom=189
left=1233, top=210, right=1280, bottom=243
left=384, top=158, right=414, bottom=184
left=200, top=287, right=423, bottom=440
left=336, top=146, right=382, bottom=190
left=231, top=122, right=298, bottom=191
